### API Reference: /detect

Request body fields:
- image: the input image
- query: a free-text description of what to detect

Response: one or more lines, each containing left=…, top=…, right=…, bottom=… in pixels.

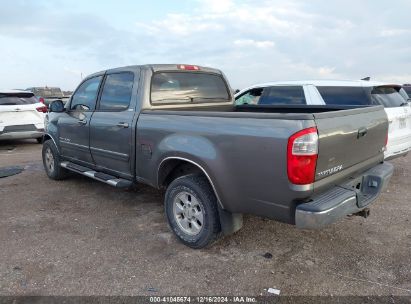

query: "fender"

left=157, top=156, right=224, bottom=209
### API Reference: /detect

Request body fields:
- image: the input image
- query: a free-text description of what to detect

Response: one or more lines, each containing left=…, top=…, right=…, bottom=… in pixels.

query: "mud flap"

left=218, top=207, right=243, bottom=235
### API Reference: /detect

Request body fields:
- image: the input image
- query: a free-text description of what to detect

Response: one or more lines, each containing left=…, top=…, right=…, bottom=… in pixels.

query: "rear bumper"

left=385, top=133, right=411, bottom=160
left=385, top=142, right=411, bottom=160
left=0, top=124, right=44, bottom=140
left=295, top=162, right=394, bottom=229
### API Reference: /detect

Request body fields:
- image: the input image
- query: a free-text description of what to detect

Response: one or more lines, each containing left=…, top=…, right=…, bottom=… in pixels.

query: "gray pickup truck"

left=42, top=64, right=394, bottom=248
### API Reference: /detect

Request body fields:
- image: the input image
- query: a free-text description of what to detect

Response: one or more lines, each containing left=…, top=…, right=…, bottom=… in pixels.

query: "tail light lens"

left=38, top=97, right=45, bottom=104
left=36, top=106, right=48, bottom=113
left=177, top=64, right=200, bottom=71
left=287, top=127, right=318, bottom=185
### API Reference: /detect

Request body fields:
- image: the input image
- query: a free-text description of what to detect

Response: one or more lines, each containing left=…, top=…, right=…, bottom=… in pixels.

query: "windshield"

left=151, top=72, right=230, bottom=104
left=0, top=93, right=38, bottom=105
left=370, top=86, right=407, bottom=108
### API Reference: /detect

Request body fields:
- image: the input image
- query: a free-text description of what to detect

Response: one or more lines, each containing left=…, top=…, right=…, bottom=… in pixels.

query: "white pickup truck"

left=235, top=80, right=411, bottom=160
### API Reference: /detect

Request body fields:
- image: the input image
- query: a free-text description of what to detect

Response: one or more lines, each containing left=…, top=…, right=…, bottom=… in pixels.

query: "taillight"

left=287, top=127, right=318, bottom=185
left=36, top=106, right=48, bottom=113
left=177, top=64, right=200, bottom=71
left=38, top=97, right=45, bottom=104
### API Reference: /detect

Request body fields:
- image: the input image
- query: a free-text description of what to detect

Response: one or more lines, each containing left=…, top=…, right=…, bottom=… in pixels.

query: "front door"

left=58, top=76, right=103, bottom=165
left=89, top=72, right=136, bottom=178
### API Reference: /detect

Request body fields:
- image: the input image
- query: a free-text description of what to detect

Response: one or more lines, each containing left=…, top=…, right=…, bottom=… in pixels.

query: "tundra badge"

left=317, top=165, right=343, bottom=177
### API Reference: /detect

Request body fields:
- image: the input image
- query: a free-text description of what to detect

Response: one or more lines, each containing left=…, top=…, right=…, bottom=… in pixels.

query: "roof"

left=86, top=64, right=222, bottom=79
left=0, top=89, right=34, bottom=95
left=238, top=79, right=402, bottom=93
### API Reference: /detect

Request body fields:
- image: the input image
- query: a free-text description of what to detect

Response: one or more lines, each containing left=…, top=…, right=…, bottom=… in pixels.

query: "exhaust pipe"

left=354, top=208, right=370, bottom=218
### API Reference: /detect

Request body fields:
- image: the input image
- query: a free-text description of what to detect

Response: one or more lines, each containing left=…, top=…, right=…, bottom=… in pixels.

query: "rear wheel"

left=42, top=140, right=68, bottom=180
left=164, top=174, right=221, bottom=248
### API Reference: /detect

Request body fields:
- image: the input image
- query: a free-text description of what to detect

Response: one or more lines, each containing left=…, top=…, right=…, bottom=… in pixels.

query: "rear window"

left=317, top=86, right=374, bottom=106
left=399, top=88, right=409, bottom=101
left=403, top=86, right=411, bottom=97
left=0, top=93, right=37, bottom=105
left=151, top=72, right=230, bottom=104
left=370, top=86, right=407, bottom=108
left=258, top=86, right=306, bottom=105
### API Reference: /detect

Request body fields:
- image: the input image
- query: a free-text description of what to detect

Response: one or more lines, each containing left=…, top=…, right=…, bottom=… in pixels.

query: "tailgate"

left=0, top=105, right=43, bottom=126
left=313, top=106, right=387, bottom=182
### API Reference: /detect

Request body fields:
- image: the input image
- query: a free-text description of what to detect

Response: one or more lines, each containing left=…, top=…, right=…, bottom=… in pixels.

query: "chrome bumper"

left=295, top=162, right=394, bottom=229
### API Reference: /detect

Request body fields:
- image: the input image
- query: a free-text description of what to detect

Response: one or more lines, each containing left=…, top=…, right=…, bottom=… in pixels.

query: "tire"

left=42, top=140, right=68, bottom=180
left=36, top=137, right=43, bottom=144
left=164, top=174, right=221, bottom=248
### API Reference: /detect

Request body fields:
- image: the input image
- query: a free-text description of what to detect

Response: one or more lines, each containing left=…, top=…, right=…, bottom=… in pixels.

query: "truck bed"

left=138, top=104, right=388, bottom=224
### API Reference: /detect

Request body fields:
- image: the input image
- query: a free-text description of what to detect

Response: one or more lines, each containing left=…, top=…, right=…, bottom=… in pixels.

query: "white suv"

left=235, top=80, right=411, bottom=160
left=0, top=90, right=46, bottom=142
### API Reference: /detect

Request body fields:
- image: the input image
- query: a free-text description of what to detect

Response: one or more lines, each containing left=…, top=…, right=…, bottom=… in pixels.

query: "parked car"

left=26, top=87, right=70, bottom=107
left=42, top=65, right=393, bottom=248
left=235, top=80, right=411, bottom=160
left=0, top=90, right=46, bottom=142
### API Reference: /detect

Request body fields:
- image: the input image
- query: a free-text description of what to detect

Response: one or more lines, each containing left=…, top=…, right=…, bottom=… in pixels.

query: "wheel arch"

left=43, top=133, right=60, bottom=152
left=157, top=157, right=224, bottom=209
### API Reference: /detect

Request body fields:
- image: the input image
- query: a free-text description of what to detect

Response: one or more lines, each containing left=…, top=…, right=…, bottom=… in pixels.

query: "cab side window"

left=99, top=72, right=134, bottom=111
left=235, top=88, right=264, bottom=105
left=70, top=76, right=103, bottom=111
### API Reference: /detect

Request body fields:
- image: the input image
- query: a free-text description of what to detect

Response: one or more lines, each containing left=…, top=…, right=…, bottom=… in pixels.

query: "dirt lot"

left=0, top=139, right=410, bottom=297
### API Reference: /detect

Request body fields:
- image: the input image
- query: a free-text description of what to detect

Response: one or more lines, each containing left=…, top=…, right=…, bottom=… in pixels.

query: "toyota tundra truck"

left=42, top=64, right=393, bottom=248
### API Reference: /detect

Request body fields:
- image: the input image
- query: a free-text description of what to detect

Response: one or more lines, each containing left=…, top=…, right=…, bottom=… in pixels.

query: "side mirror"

left=49, top=100, right=65, bottom=113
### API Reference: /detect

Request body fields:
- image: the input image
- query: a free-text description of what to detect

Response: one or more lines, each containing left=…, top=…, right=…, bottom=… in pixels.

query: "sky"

left=1, top=0, right=411, bottom=90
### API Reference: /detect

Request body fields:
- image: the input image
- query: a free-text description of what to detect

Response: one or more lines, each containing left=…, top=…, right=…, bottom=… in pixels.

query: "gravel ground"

left=0, top=139, right=410, bottom=297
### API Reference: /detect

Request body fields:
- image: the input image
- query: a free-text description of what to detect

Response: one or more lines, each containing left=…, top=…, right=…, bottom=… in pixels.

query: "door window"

left=258, top=86, right=306, bottom=105
left=70, top=76, right=102, bottom=111
left=316, top=86, right=374, bottom=106
left=99, top=72, right=134, bottom=111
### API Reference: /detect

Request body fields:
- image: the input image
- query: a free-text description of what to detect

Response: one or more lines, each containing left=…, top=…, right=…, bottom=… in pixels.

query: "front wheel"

left=42, top=140, right=68, bottom=180
left=164, top=174, right=221, bottom=249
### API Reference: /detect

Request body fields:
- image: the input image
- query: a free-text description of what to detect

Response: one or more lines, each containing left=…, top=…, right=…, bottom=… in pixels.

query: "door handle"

left=357, top=127, right=367, bottom=138
left=117, top=122, right=129, bottom=128
left=78, top=119, right=87, bottom=125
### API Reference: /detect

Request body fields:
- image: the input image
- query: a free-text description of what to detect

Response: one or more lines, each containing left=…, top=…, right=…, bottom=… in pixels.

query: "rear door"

left=89, top=71, right=137, bottom=178
left=370, top=86, right=411, bottom=156
left=58, top=76, right=103, bottom=165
